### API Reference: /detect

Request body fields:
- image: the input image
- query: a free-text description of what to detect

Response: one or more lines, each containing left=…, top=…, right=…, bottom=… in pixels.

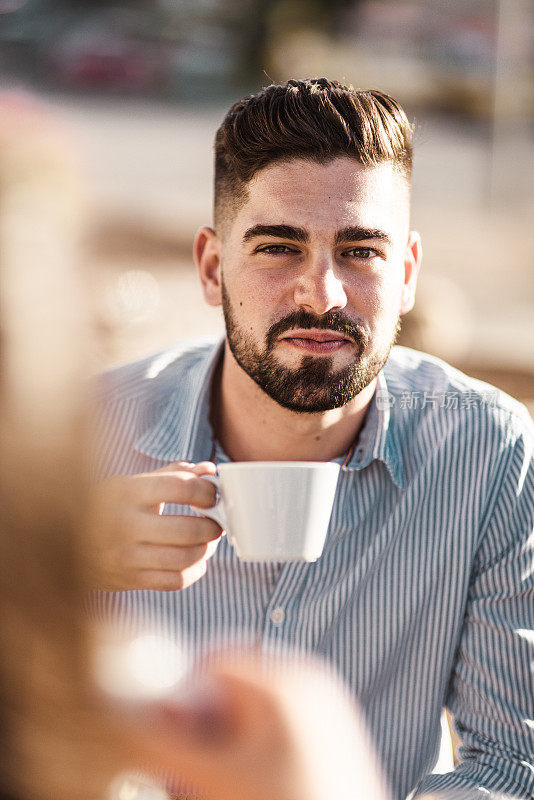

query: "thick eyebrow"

left=241, top=223, right=392, bottom=248
left=334, top=226, right=392, bottom=247
left=242, top=224, right=309, bottom=244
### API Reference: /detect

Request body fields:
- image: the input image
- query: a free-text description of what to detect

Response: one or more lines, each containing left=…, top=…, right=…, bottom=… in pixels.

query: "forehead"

left=231, top=157, right=410, bottom=238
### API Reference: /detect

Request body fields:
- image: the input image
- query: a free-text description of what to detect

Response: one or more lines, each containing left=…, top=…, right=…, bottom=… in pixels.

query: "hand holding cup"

left=87, top=461, right=223, bottom=592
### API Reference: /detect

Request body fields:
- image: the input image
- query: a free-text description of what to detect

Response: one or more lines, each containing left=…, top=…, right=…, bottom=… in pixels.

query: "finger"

left=155, top=461, right=196, bottom=473
left=155, top=461, right=217, bottom=476
left=131, top=472, right=217, bottom=509
left=140, top=515, right=222, bottom=546
left=190, top=462, right=217, bottom=476
left=136, top=559, right=209, bottom=591
left=135, top=570, right=184, bottom=592
left=205, top=538, right=220, bottom=559
left=137, top=543, right=213, bottom=572
left=179, top=559, right=208, bottom=590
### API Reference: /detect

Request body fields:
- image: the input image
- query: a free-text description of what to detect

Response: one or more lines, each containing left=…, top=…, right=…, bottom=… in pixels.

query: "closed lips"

left=280, top=329, right=352, bottom=343
left=279, top=330, right=353, bottom=352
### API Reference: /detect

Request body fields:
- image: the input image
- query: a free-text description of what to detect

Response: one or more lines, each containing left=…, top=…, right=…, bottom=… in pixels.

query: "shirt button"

left=269, top=607, right=285, bottom=625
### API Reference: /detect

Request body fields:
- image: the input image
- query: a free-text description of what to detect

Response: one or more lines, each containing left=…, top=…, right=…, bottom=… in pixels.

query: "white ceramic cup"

left=195, top=462, right=341, bottom=562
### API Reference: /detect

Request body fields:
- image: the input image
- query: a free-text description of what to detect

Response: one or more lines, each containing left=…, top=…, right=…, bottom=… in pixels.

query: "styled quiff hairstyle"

left=214, top=77, right=413, bottom=231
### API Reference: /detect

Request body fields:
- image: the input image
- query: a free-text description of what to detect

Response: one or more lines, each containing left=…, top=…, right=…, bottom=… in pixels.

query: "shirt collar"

left=134, top=339, right=223, bottom=463
left=343, top=370, right=406, bottom=490
left=135, top=340, right=406, bottom=489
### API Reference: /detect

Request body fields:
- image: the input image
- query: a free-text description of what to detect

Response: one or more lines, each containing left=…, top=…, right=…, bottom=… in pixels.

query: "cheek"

left=347, top=272, right=404, bottom=329
left=346, top=274, right=387, bottom=316
left=228, top=270, right=290, bottom=321
left=225, top=284, right=275, bottom=338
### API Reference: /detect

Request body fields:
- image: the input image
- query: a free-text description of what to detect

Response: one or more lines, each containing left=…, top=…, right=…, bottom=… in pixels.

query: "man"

left=90, top=79, right=533, bottom=799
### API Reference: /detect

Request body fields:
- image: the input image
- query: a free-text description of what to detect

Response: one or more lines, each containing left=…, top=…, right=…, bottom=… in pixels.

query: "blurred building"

left=2, top=0, right=532, bottom=119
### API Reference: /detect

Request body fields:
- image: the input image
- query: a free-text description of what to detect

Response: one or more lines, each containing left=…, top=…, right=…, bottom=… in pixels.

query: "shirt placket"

left=258, top=560, right=311, bottom=652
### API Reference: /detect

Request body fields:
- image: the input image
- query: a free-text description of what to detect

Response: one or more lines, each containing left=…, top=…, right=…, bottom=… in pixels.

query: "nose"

left=293, top=253, right=347, bottom=315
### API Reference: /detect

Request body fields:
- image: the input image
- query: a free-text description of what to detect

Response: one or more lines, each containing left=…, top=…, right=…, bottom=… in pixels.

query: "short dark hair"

left=213, top=77, right=413, bottom=231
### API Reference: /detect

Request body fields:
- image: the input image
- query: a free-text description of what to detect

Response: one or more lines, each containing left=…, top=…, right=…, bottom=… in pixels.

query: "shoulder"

left=89, top=338, right=222, bottom=478
left=385, top=346, right=532, bottom=459
left=92, top=338, right=219, bottom=407
left=386, top=346, right=530, bottom=416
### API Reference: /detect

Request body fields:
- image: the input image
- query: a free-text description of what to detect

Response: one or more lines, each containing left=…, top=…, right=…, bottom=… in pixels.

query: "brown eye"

left=344, top=247, right=375, bottom=259
left=257, top=244, right=295, bottom=255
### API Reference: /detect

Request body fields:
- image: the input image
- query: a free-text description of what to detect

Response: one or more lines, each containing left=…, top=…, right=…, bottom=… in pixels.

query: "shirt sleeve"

left=415, top=408, right=534, bottom=799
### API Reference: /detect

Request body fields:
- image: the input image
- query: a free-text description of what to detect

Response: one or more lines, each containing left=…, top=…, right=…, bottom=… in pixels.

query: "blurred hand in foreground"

left=131, top=654, right=392, bottom=800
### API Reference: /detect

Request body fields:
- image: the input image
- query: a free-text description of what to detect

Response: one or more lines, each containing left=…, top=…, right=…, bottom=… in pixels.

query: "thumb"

left=155, top=461, right=217, bottom=476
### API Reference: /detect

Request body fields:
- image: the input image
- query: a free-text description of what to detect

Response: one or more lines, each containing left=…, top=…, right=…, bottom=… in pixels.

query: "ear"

left=194, top=226, right=222, bottom=307
left=400, top=231, right=422, bottom=316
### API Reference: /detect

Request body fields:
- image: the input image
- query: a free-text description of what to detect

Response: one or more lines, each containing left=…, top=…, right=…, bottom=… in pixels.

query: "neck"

left=211, top=342, right=376, bottom=463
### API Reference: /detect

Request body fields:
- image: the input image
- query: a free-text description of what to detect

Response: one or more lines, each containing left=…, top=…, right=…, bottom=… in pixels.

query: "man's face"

left=197, top=156, right=420, bottom=413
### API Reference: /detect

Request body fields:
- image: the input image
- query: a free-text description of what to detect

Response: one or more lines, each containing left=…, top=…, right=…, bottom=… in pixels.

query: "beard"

left=221, top=282, right=400, bottom=414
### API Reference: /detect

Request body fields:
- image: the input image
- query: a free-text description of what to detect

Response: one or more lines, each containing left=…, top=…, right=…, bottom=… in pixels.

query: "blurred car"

left=47, top=16, right=170, bottom=93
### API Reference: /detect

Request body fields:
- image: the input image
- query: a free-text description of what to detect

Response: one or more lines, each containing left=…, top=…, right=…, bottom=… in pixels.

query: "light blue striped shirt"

left=91, top=339, right=534, bottom=800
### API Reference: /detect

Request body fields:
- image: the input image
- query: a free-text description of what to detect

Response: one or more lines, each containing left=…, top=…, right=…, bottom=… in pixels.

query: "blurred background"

left=1, top=0, right=533, bottom=410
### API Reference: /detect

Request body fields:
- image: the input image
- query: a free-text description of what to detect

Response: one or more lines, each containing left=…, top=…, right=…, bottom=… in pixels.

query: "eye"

left=342, top=246, right=377, bottom=259
left=255, top=244, right=297, bottom=255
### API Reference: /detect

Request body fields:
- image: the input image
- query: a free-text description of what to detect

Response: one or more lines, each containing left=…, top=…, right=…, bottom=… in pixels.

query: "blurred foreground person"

left=0, top=92, right=118, bottom=800
left=89, top=79, right=534, bottom=799
left=0, top=94, right=391, bottom=800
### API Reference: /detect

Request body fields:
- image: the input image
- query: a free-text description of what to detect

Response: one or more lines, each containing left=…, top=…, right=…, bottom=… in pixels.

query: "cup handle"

left=191, top=474, right=228, bottom=532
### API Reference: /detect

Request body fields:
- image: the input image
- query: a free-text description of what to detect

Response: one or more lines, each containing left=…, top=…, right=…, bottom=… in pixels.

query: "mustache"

left=266, top=310, right=368, bottom=351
